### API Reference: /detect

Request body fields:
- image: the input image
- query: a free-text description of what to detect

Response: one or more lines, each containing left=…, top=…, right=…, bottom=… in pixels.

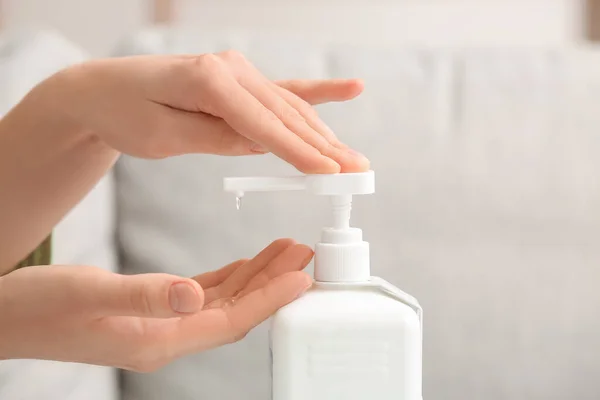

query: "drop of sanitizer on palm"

left=224, top=170, right=423, bottom=400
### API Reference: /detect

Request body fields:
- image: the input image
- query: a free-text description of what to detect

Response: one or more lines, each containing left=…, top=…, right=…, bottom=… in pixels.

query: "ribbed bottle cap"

left=314, top=228, right=370, bottom=282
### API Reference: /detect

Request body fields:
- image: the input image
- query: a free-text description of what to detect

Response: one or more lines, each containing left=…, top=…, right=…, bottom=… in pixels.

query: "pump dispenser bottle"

left=224, top=171, right=423, bottom=400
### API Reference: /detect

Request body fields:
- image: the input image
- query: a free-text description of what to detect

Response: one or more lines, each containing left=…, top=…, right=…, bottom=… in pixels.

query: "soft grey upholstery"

left=115, top=30, right=600, bottom=400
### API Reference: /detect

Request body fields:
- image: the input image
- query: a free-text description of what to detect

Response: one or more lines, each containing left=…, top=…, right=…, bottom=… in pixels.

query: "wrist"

left=19, top=67, right=108, bottom=149
left=0, top=67, right=120, bottom=272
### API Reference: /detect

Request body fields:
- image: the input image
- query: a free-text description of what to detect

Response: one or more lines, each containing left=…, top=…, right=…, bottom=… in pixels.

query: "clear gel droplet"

left=236, top=196, right=242, bottom=210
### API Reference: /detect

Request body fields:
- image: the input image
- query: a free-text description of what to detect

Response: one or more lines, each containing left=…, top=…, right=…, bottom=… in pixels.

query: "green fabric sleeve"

left=13, top=234, right=52, bottom=270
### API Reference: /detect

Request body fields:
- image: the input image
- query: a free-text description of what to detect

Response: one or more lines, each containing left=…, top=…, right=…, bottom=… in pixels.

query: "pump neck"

left=314, top=195, right=370, bottom=283
left=222, top=171, right=375, bottom=283
left=330, top=195, right=352, bottom=230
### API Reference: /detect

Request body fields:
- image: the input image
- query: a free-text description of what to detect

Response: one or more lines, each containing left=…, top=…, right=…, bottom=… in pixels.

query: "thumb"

left=100, top=273, right=205, bottom=318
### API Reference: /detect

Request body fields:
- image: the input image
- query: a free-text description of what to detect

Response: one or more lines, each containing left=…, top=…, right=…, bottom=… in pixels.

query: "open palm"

left=0, top=239, right=312, bottom=371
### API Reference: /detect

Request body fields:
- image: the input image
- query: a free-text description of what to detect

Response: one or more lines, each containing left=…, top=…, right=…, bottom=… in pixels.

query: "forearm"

left=0, top=86, right=119, bottom=274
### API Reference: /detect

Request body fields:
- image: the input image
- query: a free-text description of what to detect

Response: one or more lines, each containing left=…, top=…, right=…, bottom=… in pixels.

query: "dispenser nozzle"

left=224, top=171, right=375, bottom=283
left=224, top=170, right=375, bottom=198
left=225, top=176, right=307, bottom=197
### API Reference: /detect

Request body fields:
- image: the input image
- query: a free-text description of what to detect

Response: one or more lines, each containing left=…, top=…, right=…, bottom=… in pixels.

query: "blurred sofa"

left=2, top=28, right=600, bottom=400
left=0, top=31, right=118, bottom=400
left=113, top=28, right=600, bottom=400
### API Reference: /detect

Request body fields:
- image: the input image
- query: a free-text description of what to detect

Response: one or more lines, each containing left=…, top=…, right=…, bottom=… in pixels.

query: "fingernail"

left=250, top=142, right=268, bottom=153
left=169, top=282, right=201, bottom=313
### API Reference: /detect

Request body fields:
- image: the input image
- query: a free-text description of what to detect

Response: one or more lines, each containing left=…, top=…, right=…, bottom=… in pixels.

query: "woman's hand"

left=47, top=51, right=369, bottom=174
left=0, top=239, right=312, bottom=371
left=0, top=50, right=368, bottom=272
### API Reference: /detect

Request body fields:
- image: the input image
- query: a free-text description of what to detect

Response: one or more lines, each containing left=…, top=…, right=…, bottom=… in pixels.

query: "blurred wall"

left=0, top=0, right=588, bottom=57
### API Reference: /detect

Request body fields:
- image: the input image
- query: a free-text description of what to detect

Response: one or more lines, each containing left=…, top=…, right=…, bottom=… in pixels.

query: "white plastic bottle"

left=224, top=171, right=423, bottom=400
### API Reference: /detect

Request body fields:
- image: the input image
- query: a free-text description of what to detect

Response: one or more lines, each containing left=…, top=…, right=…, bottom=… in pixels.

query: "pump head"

left=224, top=171, right=375, bottom=283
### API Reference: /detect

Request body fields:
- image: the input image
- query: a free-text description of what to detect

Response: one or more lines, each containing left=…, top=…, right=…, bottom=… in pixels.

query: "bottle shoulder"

left=272, top=285, right=419, bottom=330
